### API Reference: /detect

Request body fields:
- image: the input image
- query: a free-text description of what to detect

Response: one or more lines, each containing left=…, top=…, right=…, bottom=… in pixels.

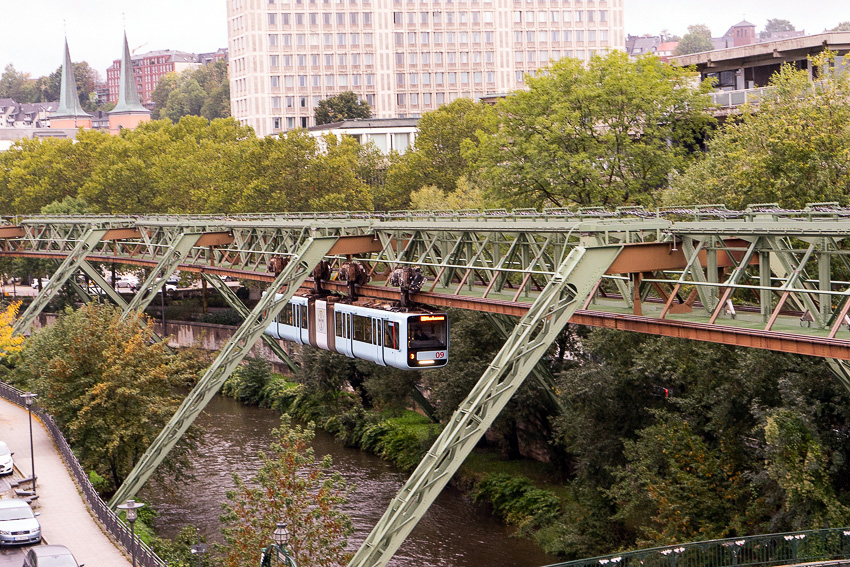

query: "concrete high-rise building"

left=227, top=0, right=624, bottom=137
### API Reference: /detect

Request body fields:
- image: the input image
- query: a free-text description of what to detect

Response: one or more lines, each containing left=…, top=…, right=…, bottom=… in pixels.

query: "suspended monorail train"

left=265, top=293, right=449, bottom=369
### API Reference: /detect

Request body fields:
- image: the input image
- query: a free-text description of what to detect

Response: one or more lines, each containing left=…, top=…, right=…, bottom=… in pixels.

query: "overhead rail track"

left=7, top=204, right=850, bottom=567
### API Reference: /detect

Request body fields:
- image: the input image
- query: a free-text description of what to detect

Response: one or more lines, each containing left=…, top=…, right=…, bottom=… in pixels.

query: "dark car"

left=22, top=545, right=84, bottom=567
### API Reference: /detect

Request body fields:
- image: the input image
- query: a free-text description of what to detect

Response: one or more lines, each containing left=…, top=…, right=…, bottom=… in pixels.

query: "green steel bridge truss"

left=5, top=204, right=850, bottom=566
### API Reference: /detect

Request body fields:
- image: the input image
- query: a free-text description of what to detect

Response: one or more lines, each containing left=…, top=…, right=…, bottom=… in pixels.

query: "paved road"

left=0, top=399, right=131, bottom=567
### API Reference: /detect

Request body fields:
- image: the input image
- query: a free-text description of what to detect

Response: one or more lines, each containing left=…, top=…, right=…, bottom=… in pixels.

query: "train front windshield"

left=408, top=315, right=448, bottom=349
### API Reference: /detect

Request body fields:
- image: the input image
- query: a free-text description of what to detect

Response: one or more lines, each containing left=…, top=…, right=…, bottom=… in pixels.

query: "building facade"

left=227, top=0, right=624, bottom=137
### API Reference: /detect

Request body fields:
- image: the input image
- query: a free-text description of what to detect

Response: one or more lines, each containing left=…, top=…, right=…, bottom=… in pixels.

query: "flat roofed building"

left=673, top=32, right=850, bottom=92
left=227, top=0, right=624, bottom=137
left=106, top=49, right=201, bottom=108
left=307, top=117, right=419, bottom=154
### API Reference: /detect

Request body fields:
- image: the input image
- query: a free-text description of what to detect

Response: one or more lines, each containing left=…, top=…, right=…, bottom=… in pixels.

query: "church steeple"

left=110, top=32, right=149, bottom=114
left=51, top=37, right=91, bottom=123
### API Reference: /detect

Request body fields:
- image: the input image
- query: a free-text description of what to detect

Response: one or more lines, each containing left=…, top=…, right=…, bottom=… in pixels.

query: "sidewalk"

left=0, top=398, right=131, bottom=567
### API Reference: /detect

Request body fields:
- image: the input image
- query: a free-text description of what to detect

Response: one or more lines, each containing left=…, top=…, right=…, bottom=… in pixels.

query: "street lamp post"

left=260, top=522, right=298, bottom=567
left=190, top=527, right=207, bottom=567
left=117, top=499, right=145, bottom=567
left=21, top=393, right=37, bottom=494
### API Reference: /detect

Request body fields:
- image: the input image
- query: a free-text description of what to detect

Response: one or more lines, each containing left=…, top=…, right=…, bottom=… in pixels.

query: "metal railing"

left=0, top=381, right=167, bottom=567
left=544, top=528, right=850, bottom=567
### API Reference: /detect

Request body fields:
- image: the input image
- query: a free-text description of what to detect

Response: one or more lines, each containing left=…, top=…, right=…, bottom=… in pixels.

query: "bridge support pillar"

left=108, top=236, right=338, bottom=508
left=348, top=244, right=622, bottom=567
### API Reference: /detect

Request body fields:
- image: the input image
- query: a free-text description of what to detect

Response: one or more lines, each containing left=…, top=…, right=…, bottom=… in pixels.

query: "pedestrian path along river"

left=0, top=398, right=131, bottom=567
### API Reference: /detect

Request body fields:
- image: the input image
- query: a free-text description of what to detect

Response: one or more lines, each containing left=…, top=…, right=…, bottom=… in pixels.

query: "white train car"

left=265, top=293, right=449, bottom=370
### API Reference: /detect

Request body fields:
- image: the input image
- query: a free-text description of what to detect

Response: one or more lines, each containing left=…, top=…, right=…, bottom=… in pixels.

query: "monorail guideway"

left=11, top=207, right=850, bottom=567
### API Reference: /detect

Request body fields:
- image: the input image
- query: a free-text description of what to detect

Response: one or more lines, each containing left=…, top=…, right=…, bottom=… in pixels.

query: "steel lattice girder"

left=348, top=244, right=623, bottom=567
left=108, top=236, right=338, bottom=508
left=13, top=227, right=111, bottom=335
left=201, top=272, right=300, bottom=373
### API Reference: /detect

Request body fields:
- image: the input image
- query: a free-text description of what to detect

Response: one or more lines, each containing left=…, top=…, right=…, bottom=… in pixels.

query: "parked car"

left=0, top=441, right=13, bottom=475
left=0, top=499, right=41, bottom=546
left=30, top=278, right=49, bottom=289
left=22, top=544, right=84, bottom=566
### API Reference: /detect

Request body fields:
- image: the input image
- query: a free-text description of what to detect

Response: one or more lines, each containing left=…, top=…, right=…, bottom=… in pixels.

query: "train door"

left=335, top=310, right=354, bottom=358
left=375, top=318, right=387, bottom=366
left=315, top=300, right=329, bottom=350
left=382, top=319, right=400, bottom=368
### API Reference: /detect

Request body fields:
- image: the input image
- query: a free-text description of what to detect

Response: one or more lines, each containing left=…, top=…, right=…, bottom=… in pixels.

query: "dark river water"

left=141, top=394, right=559, bottom=567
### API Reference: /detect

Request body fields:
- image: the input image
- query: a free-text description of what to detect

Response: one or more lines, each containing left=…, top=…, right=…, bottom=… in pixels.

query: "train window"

left=408, top=314, right=447, bottom=349
left=299, top=305, right=308, bottom=329
left=353, top=315, right=372, bottom=343
left=335, top=312, right=345, bottom=337
left=281, top=303, right=294, bottom=326
left=384, top=321, right=399, bottom=350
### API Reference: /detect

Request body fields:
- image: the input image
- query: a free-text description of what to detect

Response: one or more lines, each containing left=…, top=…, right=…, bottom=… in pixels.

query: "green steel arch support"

left=348, top=244, right=622, bottom=567
left=108, top=235, right=338, bottom=508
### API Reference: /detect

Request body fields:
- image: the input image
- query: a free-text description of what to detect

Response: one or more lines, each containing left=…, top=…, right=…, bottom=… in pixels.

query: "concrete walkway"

left=0, top=398, right=131, bottom=567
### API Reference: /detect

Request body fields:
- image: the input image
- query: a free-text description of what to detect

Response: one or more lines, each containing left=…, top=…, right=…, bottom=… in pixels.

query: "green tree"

left=674, top=25, right=714, bottom=56
left=0, top=64, right=37, bottom=102
left=11, top=303, right=201, bottom=492
left=670, top=52, right=850, bottom=209
left=219, top=416, right=353, bottom=567
left=385, top=98, right=497, bottom=208
left=830, top=21, right=850, bottom=32
left=314, top=91, right=371, bottom=125
left=150, top=72, right=180, bottom=120
left=153, top=61, right=231, bottom=122
left=472, top=51, right=715, bottom=209
left=761, top=18, right=795, bottom=39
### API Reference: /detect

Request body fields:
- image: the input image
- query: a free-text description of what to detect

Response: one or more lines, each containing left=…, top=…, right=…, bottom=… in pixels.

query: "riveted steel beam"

left=108, top=236, right=338, bottom=508
left=348, top=244, right=622, bottom=567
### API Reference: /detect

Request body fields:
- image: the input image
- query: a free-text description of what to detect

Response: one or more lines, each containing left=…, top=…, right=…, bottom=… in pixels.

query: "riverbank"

left=217, top=360, right=569, bottom=559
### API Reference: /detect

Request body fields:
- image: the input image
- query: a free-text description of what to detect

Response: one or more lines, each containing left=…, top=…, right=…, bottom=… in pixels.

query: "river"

left=141, top=394, right=559, bottom=567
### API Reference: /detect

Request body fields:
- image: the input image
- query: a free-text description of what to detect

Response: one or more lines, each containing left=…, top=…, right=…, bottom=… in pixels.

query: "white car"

left=23, top=544, right=84, bottom=567
left=0, top=441, right=13, bottom=475
left=0, top=499, right=41, bottom=546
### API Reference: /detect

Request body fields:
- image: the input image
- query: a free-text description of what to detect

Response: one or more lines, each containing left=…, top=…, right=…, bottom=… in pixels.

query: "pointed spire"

left=52, top=37, right=90, bottom=120
left=110, top=31, right=149, bottom=114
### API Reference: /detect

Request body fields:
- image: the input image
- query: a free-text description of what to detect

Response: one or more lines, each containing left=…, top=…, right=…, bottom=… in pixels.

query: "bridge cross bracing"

left=5, top=204, right=850, bottom=566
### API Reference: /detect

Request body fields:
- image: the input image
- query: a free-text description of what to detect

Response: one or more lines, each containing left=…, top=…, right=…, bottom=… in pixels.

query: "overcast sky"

left=0, top=1, right=846, bottom=79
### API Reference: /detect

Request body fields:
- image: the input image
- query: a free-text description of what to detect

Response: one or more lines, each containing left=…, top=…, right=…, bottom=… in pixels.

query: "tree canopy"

left=151, top=60, right=230, bottom=121
left=669, top=52, right=850, bottom=209
left=674, top=25, right=714, bottom=56
left=0, top=302, right=23, bottom=358
left=384, top=98, right=497, bottom=209
left=471, top=51, right=715, bottom=209
left=314, top=91, right=371, bottom=125
left=10, top=303, right=202, bottom=492
left=220, top=416, right=353, bottom=567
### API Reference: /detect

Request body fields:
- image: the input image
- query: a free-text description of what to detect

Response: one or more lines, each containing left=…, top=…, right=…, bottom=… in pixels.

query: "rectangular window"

left=397, top=93, right=406, bottom=105
left=527, top=30, right=535, bottom=42
left=326, top=75, right=335, bottom=86
left=421, top=11, right=429, bottom=22
left=409, top=32, right=417, bottom=44
left=422, top=72, right=431, bottom=84
left=299, top=96, right=307, bottom=107
left=393, top=11, right=403, bottom=23
left=285, top=96, right=294, bottom=107
left=295, top=13, right=304, bottom=24
left=408, top=52, right=418, bottom=64
left=364, top=33, right=373, bottom=44
left=337, top=33, right=346, bottom=44
left=514, top=31, right=522, bottom=42
left=324, top=33, right=333, bottom=45
left=588, top=30, right=596, bottom=41
left=268, top=13, right=277, bottom=24
left=586, top=10, right=594, bottom=21
left=421, top=32, right=430, bottom=44
left=363, top=12, right=372, bottom=24
left=434, top=32, right=443, bottom=44
left=423, top=93, right=432, bottom=105
left=271, top=75, right=281, bottom=87
left=448, top=72, right=456, bottom=84
left=270, top=54, right=280, bottom=66
left=297, top=33, right=306, bottom=45
left=436, top=92, right=445, bottom=103
left=395, top=32, right=404, bottom=45
left=384, top=321, right=399, bottom=350
left=312, top=74, right=321, bottom=86
left=435, top=71, right=444, bottom=84
left=323, top=13, right=331, bottom=24
left=485, top=31, right=493, bottom=43
left=268, top=34, right=279, bottom=46
left=486, top=70, right=494, bottom=82
left=350, top=12, right=359, bottom=23
left=350, top=33, right=359, bottom=45
left=272, top=96, right=281, bottom=108
left=351, top=53, right=360, bottom=65
left=396, top=52, right=405, bottom=65
left=298, top=75, right=307, bottom=86
left=325, top=53, right=333, bottom=65
left=339, top=74, right=348, bottom=86
left=409, top=72, right=418, bottom=84
left=336, top=12, right=345, bottom=24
